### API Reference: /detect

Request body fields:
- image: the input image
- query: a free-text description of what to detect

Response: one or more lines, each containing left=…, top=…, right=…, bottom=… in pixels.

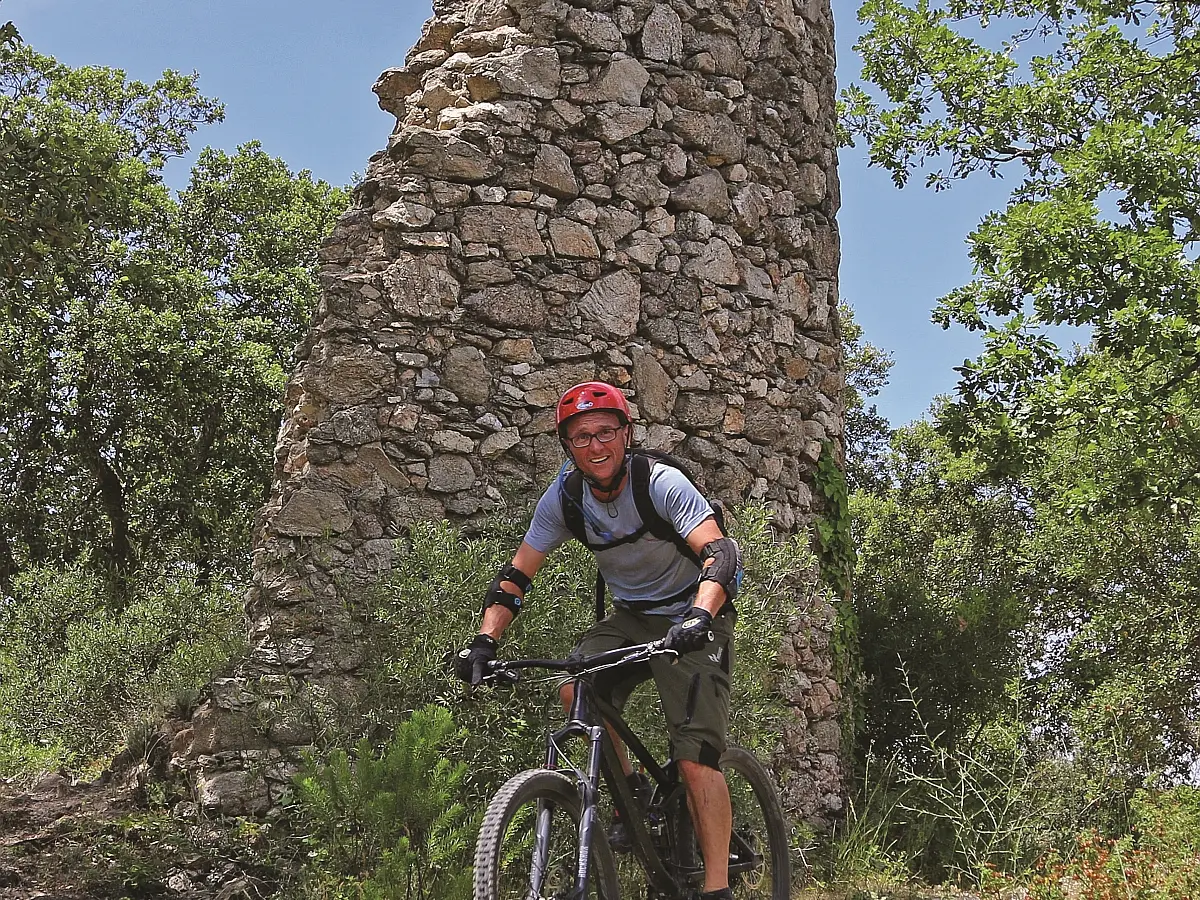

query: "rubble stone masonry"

left=173, top=0, right=845, bottom=828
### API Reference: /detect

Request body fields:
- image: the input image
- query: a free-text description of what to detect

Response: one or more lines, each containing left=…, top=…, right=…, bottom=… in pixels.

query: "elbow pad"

left=482, top=563, right=532, bottom=618
left=698, top=537, right=741, bottom=600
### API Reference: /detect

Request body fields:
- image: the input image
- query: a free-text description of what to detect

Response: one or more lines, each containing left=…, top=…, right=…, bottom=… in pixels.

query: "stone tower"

left=175, top=0, right=845, bottom=826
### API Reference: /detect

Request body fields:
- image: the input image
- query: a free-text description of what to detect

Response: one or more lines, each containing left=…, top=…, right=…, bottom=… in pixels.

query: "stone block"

left=532, top=144, right=580, bottom=199
left=631, top=346, right=676, bottom=422
left=390, top=128, right=499, bottom=183
left=669, top=169, right=731, bottom=219
left=442, top=345, right=491, bottom=404
left=463, top=283, right=548, bottom=328
left=641, top=4, right=684, bottom=62
left=579, top=270, right=642, bottom=338
left=565, top=8, right=623, bottom=51
left=596, top=104, right=655, bottom=144
left=459, top=205, right=547, bottom=257
left=573, top=55, right=651, bottom=105
left=273, top=489, right=352, bottom=536
left=427, top=455, right=476, bottom=493
left=673, top=391, right=727, bottom=428
left=549, top=218, right=601, bottom=258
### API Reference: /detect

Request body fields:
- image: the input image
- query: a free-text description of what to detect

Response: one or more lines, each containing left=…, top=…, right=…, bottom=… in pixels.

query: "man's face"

left=564, top=411, right=627, bottom=486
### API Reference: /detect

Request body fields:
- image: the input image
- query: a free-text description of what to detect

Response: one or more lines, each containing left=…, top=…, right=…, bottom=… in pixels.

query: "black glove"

left=663, top=606, right=714, bottom=655
left=453, top=634, right=497, bottom=685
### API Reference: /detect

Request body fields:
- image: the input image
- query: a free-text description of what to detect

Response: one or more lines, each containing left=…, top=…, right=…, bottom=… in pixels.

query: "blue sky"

left=7, top=0, right=1012, bottom=427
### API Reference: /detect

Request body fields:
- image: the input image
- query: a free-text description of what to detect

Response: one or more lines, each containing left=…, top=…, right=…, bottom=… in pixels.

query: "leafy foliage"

left=848, top=417, right=1200, bottom=884
left=0, top=565, right=244, bottom=773
left=1019, top=789, right=1200, bottom=900
left=840, top=303, right=896, bottom=492
left=851, top=423, right=1029, bottom=764
left=292, top=705, right=474, bottom=900
left=0, top=36, right=347, bottom=592
left=350, top=503, right=811, bottom=796
left=843, top=0, right=1200, bottom=512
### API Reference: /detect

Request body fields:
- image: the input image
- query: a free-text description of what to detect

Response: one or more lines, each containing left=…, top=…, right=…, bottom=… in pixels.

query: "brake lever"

left=665, top=632, right=712, bottom=665
left=482, top=660, right=520, bottom=686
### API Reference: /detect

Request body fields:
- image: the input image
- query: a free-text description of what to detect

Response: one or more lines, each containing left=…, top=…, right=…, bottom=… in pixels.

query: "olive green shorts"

left=571, top=605, right=736, bottom=769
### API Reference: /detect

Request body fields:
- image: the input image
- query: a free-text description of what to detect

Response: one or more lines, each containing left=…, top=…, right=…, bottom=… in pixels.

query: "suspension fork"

left=536, top=677, right=607, bottom=900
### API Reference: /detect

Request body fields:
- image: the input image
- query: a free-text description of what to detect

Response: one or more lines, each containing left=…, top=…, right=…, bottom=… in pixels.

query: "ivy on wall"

left=813, top=442, right=864, bottom=748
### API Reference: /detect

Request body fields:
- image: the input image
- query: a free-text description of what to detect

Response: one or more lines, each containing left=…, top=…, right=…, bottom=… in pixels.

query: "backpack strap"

left=629, top=453, right=703, bottom=567
left=594, top=571, right=606, bottom=622
left=561, top=468, right=589, bottom=547
left=560, top=468, right=621, bottom=622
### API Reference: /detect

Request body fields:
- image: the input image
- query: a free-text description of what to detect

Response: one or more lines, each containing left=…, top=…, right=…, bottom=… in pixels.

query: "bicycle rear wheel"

left=474, top=767, right=621, bottom=900
left=670, top=746, right=791, bottom=900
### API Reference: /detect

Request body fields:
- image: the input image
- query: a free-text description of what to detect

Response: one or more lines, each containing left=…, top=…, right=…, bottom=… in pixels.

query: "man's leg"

left=679, top=759, right=732, bottom=892
left=559, top=609, right=653, bottom=797
left=647, top=607, right=737, bottom=895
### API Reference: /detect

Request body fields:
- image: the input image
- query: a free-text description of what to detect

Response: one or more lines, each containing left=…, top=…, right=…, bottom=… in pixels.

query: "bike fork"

left=533, top=681, right=606, bottom=900
left=572, top=724, right=606, bottom=897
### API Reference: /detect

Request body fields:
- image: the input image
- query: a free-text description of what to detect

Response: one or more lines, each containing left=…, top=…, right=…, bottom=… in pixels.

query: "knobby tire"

left=474, top=768, right=621, bottom=900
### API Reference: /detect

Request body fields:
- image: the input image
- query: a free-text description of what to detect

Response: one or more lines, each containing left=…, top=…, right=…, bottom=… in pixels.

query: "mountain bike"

left=471, top=639, right=791, bottom=900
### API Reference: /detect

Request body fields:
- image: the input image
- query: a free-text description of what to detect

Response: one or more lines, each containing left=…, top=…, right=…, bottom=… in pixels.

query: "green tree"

left=1018, top=413, right=1200, bottom=784
left=0, top=36, right=346, bottom=591
left=851, top=421, right=1030, bottom=764
left=842, top=0, right=1200, bottom=511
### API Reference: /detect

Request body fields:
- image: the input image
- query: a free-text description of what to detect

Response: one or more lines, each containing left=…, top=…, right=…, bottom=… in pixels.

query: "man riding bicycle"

left=455, top=380, right=742, bottom=900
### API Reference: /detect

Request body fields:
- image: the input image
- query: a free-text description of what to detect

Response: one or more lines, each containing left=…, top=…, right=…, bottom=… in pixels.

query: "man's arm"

left=683, top=516, right=731, bottom=618
left=480, top=541, right=548, bottom=640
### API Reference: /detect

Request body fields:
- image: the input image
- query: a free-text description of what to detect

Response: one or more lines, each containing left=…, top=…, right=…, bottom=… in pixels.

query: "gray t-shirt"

left=524, top=461, right=714, bottom=615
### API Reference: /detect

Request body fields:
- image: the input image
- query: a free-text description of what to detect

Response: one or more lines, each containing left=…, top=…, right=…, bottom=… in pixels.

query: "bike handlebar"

left=482, top=639, right=676, bottom=684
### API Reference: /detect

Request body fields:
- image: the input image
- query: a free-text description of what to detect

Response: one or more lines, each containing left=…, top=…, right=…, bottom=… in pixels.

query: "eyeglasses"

left=567, top=425, right=625, bottom=449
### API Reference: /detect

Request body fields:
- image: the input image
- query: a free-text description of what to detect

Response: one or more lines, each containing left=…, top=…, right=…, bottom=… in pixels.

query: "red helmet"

left=556, top=381, right=631, bottom=435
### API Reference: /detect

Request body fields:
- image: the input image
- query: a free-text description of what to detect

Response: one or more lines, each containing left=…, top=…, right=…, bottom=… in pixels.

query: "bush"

left=1021, top=798, right=1200, bottom=900
left=291, top=704, right=474, bottom=900
left=0, top=565, right=245, bottom=775
left=287, top=502, right=814, bottom=897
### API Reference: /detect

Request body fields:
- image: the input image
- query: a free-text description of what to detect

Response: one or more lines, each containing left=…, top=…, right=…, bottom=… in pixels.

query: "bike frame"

left=489, top=640, right=767, bottom=900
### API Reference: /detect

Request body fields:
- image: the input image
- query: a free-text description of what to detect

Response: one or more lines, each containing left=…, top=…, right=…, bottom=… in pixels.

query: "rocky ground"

left=0, top=768, right=985, bottom=900
left=0, top=768, right=285, bottom=900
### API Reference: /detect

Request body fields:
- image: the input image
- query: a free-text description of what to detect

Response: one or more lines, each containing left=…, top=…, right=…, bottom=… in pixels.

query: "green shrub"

left=291, top=704, right=474, bottom=900
left=0, top=565, right=245, bottom=775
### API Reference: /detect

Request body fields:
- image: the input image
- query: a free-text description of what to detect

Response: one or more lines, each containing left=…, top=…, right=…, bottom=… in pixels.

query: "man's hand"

left=453, top=634, right=497, bottom=685
left=663, top=606, right=713, bottom=654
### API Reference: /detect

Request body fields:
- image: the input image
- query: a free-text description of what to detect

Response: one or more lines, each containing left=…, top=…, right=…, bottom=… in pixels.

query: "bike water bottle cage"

left=483, top=564, right=532, bottom=618
left=698, top=537, right=741, bottom=599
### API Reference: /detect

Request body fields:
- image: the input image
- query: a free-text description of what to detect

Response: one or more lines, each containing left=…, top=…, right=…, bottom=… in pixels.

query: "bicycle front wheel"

left=474, top=768, right=621, bottom=900
left=672, top=746, right=791, bottom=900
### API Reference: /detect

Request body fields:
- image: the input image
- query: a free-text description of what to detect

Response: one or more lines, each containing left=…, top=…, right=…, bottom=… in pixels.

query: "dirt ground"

left=0, top=769, right=281, bottom=900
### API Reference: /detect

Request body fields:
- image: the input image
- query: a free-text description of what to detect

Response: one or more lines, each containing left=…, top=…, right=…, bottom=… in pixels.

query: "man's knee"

left=679, top=756, right=728, bottom=794
left=678, top=741, right=725, bottom=774
left=559, top=681, right=575, bottom=710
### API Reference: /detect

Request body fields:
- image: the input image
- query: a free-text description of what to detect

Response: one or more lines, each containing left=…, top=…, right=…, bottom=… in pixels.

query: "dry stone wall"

left=173, top=0, right=845, bottom=828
